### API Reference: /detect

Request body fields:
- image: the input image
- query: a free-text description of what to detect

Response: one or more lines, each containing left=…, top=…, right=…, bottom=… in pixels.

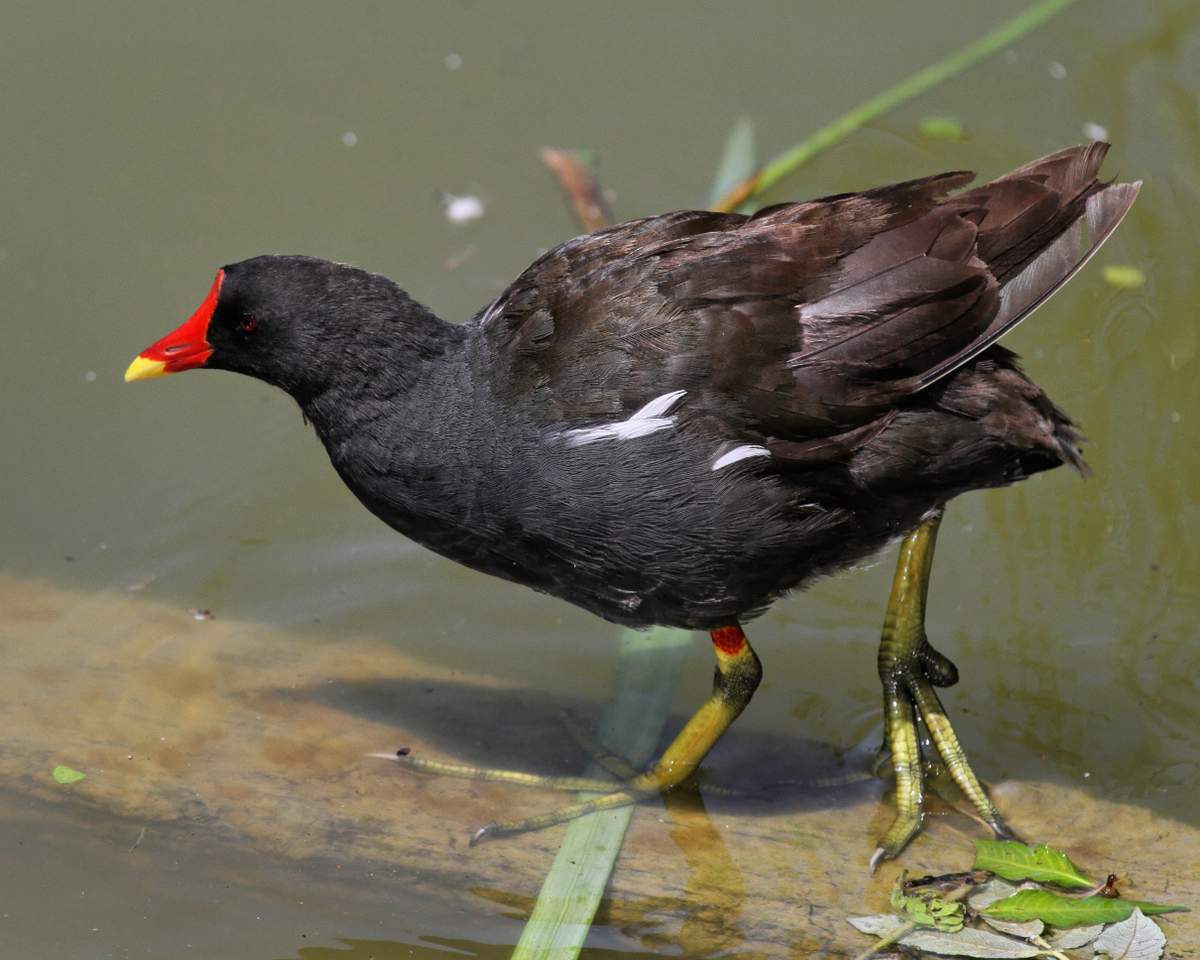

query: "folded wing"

left=477, top=143, right=1139, bottom=442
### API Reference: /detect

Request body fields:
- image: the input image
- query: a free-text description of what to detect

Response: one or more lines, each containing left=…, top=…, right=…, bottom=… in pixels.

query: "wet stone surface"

left=3, top=577, right=1196, bottom=957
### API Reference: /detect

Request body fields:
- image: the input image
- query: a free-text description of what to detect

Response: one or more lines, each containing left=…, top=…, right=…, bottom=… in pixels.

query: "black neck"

left=290, top=297, right=468, bottom=416
left=295, top=315, right=484, bottom=560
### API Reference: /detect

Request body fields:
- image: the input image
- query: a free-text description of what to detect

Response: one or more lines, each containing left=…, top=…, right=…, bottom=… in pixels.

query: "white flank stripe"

left=630, top=389, right=687, bottom=420
left=711, top=445, right=771, bottom=471
left=563, top=390, right=687, bottom=446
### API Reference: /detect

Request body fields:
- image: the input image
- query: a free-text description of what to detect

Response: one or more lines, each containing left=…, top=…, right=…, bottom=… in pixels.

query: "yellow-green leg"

left=467, top=625, right=762, bottom=844
left=871, top=509, right=1014, bottom=870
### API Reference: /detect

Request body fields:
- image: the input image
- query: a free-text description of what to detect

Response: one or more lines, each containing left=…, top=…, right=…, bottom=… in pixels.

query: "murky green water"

left=2, top=1, right=1197, bottom=957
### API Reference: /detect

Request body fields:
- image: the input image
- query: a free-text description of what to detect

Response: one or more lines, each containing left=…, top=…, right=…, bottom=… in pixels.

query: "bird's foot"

left=871, top=634, right=1014, bottom=869
left=370, top=747, right=697, bottom=845
left=379, top=632, right=763, bottom=846
left=470, top=780, right=660, bottom=845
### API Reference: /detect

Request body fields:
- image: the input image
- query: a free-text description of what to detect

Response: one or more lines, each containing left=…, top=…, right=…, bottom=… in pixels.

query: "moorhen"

left=126, top=142, right=1139, bottom=865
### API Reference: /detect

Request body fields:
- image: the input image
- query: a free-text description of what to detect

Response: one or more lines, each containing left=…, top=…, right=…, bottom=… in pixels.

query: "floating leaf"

left=848, top=915, right=908, bottom=936
left=900, top=928, right=1040, bottom=958
left=1046, top=923, right=1104, bottom=949
left=53, top=764, right=86, bottom=784
left=1103, top=265, right=1146, bottom=290
left=920, top=115, right=967, bottom=140
left=1093, top=909, right=1166, bottom=960
left=968, top=878, right=1020, bottom=911
left=983, top=890, right=1186, bottom=927
left=980, top=916, right=1043, bottom=938
left=892, top=870, right=965, bottom=931
left=972, top=839, right=1093, bottom=889
left=848, top=915, right=1040, bottom=958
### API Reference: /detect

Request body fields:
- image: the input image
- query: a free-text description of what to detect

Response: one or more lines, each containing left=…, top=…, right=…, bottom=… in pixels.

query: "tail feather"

left=914, top=154, right=1140, bottom=391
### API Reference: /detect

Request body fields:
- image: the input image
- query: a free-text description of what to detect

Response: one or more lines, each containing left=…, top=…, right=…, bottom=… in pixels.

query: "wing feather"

left=476, top=143, right=1138, bottom=442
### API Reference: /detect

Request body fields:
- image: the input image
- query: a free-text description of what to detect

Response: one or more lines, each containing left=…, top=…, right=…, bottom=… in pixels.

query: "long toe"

left=373, top=750, right=620, bottom=793
left=988, top=815, right=1018, bottom=842
left=908, top=677, right=1006, bottom=833
left=872, top=807, right=925, bottom=871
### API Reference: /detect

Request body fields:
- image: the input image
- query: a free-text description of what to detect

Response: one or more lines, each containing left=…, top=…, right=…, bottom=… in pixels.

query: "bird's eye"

left=240, top=314, right=258, bottom=332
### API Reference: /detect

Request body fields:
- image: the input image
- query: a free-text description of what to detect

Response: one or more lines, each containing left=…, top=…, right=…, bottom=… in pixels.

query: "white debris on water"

left=444, top=52, right=462, bottom=70
left=84, top=370, right=97, bottom=382
left=1048, top=61, right=1067, bottom=80
left=1083, top=121, right=1109, bottom=141
left=341, top=131, right=358, bottom=147
left=443, top=193, right=485, bottom=224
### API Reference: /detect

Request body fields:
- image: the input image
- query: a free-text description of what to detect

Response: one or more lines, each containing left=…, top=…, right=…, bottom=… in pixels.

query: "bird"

left=125, top=142, right=1139, bottom=865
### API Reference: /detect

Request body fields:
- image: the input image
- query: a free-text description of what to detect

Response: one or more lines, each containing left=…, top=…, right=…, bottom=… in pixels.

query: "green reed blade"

left=511, top=627, right=691, bottom=959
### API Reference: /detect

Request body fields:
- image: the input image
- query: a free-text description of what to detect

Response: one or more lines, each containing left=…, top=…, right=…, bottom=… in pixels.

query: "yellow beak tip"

left=124, top=356, right=168, bottom=382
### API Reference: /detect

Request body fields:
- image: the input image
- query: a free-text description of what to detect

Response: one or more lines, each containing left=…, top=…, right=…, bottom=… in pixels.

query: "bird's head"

left=125, top=255, right=446, bottom=402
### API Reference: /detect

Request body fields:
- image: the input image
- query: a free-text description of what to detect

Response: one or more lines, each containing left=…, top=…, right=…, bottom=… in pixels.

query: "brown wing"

left=477, top=143, right=1138, bottom=441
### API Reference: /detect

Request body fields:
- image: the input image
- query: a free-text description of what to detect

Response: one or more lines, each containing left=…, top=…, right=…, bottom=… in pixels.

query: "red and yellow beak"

left=125, top=270, right=225, bottom=382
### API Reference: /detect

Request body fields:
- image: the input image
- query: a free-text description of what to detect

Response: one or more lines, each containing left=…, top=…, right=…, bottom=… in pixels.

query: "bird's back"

left=323, top=145, right=1139, bottom=628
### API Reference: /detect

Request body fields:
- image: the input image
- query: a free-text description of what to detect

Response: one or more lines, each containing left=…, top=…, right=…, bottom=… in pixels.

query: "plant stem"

left=1031, top=934, right=1072, bottom=960
left=713, top=0, right=1082, bottom=212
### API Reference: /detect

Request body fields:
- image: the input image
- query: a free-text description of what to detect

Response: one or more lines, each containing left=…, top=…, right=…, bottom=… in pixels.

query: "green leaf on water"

left=982, top=890, right=1187, bottom=927
left=972, top=839, right=1093, bottom=889
left=919, top=115, right=966, bottom=140
left=52, top=764, right=86, bottom=784
left=891, top=870, right=965, bottom=932
left=1103, top=264, right=1147, bottom=289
